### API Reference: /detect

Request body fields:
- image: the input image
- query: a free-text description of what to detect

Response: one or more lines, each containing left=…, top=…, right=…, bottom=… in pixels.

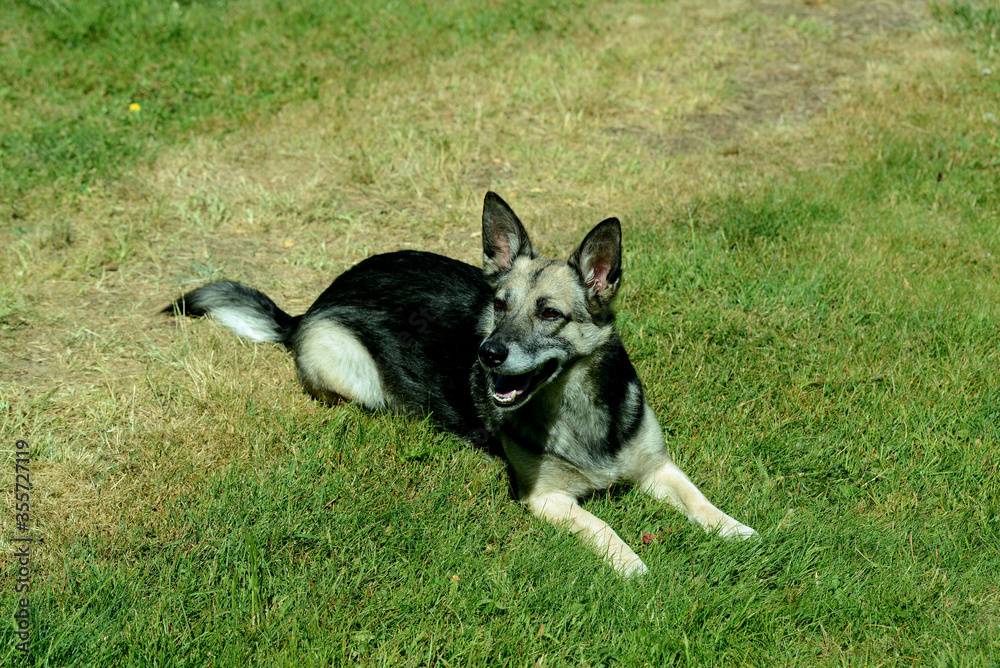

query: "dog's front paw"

left=618, top=556, right=649, bottom=579
left=719, top=520, right=759, bottom=541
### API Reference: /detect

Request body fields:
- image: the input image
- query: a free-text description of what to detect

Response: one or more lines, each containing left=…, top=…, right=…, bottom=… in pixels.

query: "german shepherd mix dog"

left=165, top=192, right=756, bottom=576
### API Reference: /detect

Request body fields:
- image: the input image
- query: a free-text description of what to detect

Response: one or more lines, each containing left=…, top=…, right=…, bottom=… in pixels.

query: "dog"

left=164, top=191, right=757, bottom=576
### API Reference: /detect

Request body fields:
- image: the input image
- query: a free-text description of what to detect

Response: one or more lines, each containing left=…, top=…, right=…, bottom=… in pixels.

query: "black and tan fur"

left=165, top=192, right=756, bottom=576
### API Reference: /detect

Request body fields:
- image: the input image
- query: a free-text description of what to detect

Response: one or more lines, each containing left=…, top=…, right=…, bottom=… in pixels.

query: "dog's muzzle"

left=478, top=339, right=559, bottom=409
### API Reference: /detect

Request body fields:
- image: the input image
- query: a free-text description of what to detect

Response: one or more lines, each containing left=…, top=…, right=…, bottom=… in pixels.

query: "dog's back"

left=294, top=251, right=492, bottom=436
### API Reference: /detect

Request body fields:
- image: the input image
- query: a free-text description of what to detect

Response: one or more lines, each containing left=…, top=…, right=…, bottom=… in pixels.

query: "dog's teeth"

left=492, top=391, right=516, bottom=404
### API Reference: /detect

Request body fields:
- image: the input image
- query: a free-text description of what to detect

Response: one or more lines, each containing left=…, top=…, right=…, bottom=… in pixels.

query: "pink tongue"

left=495, top=372, right=532, bottom=398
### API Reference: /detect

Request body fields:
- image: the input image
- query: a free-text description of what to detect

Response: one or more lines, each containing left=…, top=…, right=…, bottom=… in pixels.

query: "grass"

left=0, top=0, right=579, bottom=214
left=2, top=0, right=1000, bottom=665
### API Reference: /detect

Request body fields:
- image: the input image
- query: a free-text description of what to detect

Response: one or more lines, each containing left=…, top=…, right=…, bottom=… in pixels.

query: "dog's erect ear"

left=569, top=217, right=622, bottom=310
left=482, top=191, right=534, bottom=279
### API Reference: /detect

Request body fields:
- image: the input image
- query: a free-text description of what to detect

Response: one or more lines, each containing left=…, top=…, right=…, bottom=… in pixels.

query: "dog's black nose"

left=478, top=340, right=508, bottom=368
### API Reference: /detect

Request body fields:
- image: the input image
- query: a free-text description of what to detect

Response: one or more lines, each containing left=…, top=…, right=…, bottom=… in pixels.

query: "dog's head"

left=477, top=191, right=622, bottom=410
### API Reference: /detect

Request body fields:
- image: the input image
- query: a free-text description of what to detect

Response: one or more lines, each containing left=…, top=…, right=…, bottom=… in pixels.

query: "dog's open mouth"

left=489, top=359, right=560, bottom=408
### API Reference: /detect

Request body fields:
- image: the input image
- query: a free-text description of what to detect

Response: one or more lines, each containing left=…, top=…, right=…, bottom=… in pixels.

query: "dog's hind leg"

left=525, top=492, right=649, bottom=578
left=293, top=319, right=389, bottom=411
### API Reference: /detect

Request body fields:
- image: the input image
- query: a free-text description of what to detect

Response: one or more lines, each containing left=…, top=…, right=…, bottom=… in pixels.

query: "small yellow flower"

left=129, top=103, right=141, bottom=113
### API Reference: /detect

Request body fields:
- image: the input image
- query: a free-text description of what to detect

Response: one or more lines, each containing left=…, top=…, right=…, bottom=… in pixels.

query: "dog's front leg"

left=625, top=406, right=757, bottom=540
left=525, top=492, right=648, bottom=578
left=637, top=458, right=758, bottom=540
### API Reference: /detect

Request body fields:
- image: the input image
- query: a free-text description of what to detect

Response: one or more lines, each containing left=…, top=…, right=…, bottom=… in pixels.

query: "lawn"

left=1, top=0, right=999, bottom=665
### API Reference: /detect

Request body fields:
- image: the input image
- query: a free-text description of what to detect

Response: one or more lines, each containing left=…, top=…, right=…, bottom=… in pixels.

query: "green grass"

left=0, top=0, right=580, bottom=213
left=3, top=0, right=1000, bottom=665
left=935, top=1, right=1000, bottom=53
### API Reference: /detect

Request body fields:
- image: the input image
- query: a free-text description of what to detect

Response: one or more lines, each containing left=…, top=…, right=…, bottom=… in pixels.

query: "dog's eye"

left=540, top=307, right=563, bottom=321
left=494, top=298, right=506, bottom=311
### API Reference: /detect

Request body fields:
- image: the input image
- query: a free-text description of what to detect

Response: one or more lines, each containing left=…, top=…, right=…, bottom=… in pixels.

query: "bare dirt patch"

left=602, top=1, right=924, bottom=155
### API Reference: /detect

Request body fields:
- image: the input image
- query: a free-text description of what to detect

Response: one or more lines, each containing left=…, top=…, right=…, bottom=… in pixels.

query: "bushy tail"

left=163, top=281, right=299, bottom=346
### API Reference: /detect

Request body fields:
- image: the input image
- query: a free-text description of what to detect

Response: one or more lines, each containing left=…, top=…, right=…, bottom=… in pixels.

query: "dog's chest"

left=510, top=379, right=615, bottom=466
